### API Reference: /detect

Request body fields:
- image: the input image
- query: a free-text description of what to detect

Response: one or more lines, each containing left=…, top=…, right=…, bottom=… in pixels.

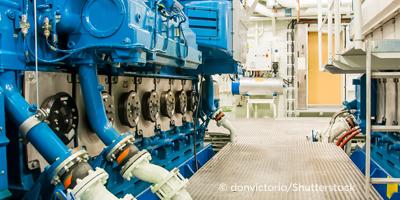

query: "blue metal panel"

left=0, top=87, right=11, bottom=199
left=180, top=0, right=242, bottom=75
left=352, top=75, right=377, bottom=132
left=351, top=149, right=400, bottom=200
left=0, top=71, right=71, bottom=164
left=0, top=0, right=224, bottom=198
left=0, top=1, right=25, bottom=71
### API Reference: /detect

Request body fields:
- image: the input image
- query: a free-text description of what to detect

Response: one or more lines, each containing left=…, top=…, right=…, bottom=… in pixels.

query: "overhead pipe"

left=249, top=8, right=352, bottom=21
left=0, top=71, right=128, bottom=200
left=254, top=2, right=352, bottom=19
left=254, top=3, right=277, bottom=17
left=267, top=0, right=352, bottom=9
left=79, top=64, right=192, bottom=200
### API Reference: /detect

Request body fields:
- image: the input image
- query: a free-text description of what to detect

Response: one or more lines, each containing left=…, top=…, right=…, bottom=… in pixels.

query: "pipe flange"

left=68, top=167, right=109, bottom=198
left=105, top=135, right=135, bottom=162
left=119, top=91, right=141, bottom=128
left=175, top=91, right=187, bottom=114
left=50, top=150, right=90, bottom=185
left=102, top=91, right=115, bottom=123
left=41, top=92, right=79, bottom=144
left=120, top=150, right=151, bottom=181
left=151, top=168, right=189, bottom=200
left=142, top=91, right=160, bottom=122
left=160, top=90, right=175, bottom=118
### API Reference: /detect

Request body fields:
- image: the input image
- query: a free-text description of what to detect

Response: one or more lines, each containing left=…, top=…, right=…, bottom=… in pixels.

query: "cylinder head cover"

left=160, top=90, right=175, bottom=118
left=175, top=91, right=188, bottom=114
left=119, top=91, right=141, bottom=128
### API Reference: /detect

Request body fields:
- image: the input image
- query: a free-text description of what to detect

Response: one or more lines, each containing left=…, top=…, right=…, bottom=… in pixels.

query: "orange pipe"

left=339, top=129, right=361, bottom=148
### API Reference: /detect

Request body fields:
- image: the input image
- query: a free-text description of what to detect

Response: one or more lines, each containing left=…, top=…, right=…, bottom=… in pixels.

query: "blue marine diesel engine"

left=0, top=0, right=246, bottom=199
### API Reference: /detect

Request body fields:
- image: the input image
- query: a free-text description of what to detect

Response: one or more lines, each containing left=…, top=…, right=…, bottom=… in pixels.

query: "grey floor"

left=187, top=118, right=381, bottom=200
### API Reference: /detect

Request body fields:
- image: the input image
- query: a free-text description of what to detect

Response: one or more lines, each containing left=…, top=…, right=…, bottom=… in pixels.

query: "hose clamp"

left=19, top=108, right=48, bottom=138
left=19, top=115, right=41, bottom=138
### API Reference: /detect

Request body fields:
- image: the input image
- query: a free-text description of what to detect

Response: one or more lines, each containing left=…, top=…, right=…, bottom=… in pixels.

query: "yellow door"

left=308, top=32, right=342, bottom=105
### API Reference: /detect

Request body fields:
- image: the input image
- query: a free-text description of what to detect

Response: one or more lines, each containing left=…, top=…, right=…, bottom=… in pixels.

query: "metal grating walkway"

left=188, top=118, right=382, bottom=199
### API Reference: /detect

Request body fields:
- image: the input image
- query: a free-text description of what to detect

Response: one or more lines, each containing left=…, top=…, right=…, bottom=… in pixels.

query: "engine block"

left=0, top=0, right=247, bottom=199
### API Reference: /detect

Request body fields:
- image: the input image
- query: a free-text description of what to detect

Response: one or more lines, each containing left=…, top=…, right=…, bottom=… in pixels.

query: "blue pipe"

left=79, top=65, right=122, bottom=146
left=0, top=71, right=70, bottom=163
left=390, top=143, right=400, bottom=151
left=203, top=76, right=216, bottom=113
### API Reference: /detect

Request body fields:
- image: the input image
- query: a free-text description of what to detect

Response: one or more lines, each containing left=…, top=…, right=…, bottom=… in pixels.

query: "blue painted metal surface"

left=0, top=87, right=11, bottom=199
left=351, top=149, right=400, bottom=200
left=347, top=75, right=400, bottom=200
left=352, top=75, right=377, bottom=132
left=180, top=0, right=242, bottom=75
left=0, top=71, right=71, bottom=164
left=79, top=65, right=124, bottom=147
left=0, top=0, right=233, bottom=198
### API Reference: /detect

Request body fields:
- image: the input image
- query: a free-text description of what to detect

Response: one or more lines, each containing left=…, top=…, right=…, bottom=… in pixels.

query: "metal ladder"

left=286, top=29, right=296, bottom=117
left=365, top=40, right=400, bottom=197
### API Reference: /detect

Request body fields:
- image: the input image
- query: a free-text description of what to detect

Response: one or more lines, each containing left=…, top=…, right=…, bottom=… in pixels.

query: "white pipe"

left=327, top=1, right=333, bottom=65
left=131, top=162, right=168, bottom=184
left=132, top=162, right=192, bottom=200
left=71, top=168, right=135, bottom=200
left=79, top=182, right=134, bottom=200
left=318, top=0, right=323, bottom=70
left=232, top=78, right=286, bottom=95
left=217, top=116, right=237, bottom=143
left=353, top=0, right=363, bottom=49
left=254, top=2, right=351, bottom=19
left=268, top=0, right=352, bottom=9
left=254, top=3, right=277, bottom=17
left=122, top=153, right=192, bottom=200
left=334, top=0, right=341, bottom=56
left=327, top=117, right=351, bottom=142
left=248, top=0, right=259, bottom=13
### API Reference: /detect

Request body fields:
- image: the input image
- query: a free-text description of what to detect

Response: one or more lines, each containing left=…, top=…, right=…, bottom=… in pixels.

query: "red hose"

left=339, top=129, right=361, bottom=148
left=336, top=127, right=359, bottom=146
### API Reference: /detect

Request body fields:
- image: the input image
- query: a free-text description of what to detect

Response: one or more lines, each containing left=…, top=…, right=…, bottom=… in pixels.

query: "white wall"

left=246, top=20, right=291, bottom=117
left=246, top=20, right=290, bottom=74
